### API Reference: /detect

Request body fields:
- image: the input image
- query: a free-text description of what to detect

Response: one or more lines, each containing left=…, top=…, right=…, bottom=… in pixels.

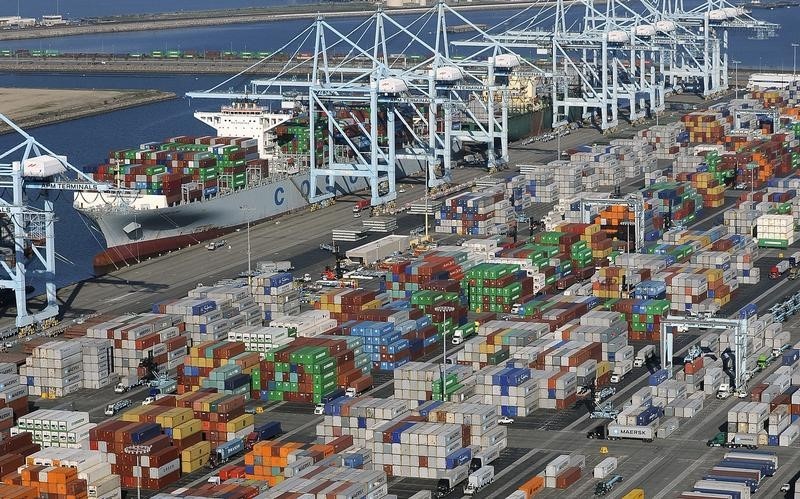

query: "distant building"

left=747, top=73, right=800, bottom=90
left=385, top=0, right=430, bottom=6
left=41, top=15, right=67, bottom=26
left=0, top=16, right=21, bottom=26
left=0, top=16, right=35, bottom=28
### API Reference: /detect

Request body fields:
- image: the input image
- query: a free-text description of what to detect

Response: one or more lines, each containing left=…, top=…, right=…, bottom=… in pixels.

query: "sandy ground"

left=0, top=87, right=174, bottom=131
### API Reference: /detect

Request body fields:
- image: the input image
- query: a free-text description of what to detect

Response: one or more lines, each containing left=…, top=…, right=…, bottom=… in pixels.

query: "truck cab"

left=586, top=425, right=607, bottom=439
left=707, top=432, right=727, bottom=447
left=716, top=383, right=732, bottom=399
left=105, top=399, right=132, bottom=416
left=633, top=345, right=656, bottom=368
left=757, top=354, right=771, bottom=370
left=595, top=387, right=616, bottom=403
left=594, top=475, right=623, bottom=496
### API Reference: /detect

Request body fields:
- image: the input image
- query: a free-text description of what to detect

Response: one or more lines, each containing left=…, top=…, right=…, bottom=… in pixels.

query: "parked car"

left=497, top=416, right=514, bottom=425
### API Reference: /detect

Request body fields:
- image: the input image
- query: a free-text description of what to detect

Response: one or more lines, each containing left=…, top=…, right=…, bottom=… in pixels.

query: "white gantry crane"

left=187, top=1, right=523, bottom=208
left=660, top=315, right=749, bottom=392
left=0, top=115, right=133, bottom=328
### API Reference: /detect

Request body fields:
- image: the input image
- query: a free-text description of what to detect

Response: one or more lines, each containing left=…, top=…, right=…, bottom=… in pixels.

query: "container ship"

left=75, top=102, right=425, bottom=271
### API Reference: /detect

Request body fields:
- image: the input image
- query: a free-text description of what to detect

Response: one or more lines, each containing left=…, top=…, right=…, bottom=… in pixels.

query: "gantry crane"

left=580, top=193, right=646, bottom=251
left=0, top=115, right=133, bottom=328
left=659, top=315, right=748, bottom=391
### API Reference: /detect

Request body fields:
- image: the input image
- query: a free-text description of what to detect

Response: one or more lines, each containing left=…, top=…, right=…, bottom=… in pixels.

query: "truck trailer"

left=463, top=466, right=494, bottom=495
left=606, top=423, right=655, bottom=442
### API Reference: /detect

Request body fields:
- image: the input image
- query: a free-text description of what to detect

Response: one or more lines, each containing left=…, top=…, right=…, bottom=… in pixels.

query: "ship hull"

left=83, top=156, right=426, bottom=272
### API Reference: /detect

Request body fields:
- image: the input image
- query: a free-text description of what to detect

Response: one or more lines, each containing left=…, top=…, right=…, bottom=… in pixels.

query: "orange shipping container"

left=518, top=475, right=545, bottom=498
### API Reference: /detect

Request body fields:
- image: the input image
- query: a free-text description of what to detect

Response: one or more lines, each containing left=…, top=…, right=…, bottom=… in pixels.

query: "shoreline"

left=0, top=57, right=776, bottom=76
left=0, top=1, right=564, bottom=41
left=0, top=88, right=177, bottom=134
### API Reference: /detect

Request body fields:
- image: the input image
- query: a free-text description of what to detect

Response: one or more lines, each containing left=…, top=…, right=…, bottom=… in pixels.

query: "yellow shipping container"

left=172, top=419, right=202, bottom=440
left=596, top=361, right=612, bottom=377
left=181, top=441, right=211, bottom=462
left=621, top=489, right=645, bottom=499
left=181, top=456, right=208, bottom=474
left=156, top=407, right=194, bottom=428
left=120, top=406, right=151, bottom=422
left=226, top=414, right=255, bottom=433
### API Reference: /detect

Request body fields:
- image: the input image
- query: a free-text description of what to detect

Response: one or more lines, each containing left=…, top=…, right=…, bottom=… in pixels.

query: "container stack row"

left=382, top=248, right=478, bottom=300
left=85, top=136, right=260, bottom=203
left=176, top=340, right=251, bottom=395
left=252, top=336, right=370, bottom=403
left=519, top=164, right=558, bottom=203
left=84, top=313, right=187, bottom=384
left=455, top=321, right=549, bottom=370
left=12, top=410, right=94, bottom=450
left=1, top=448, right=121, bottom=499
left=544, top=454, right=585, bottom=490
left=434, top=188, right=511, bottom=236
left=268, top=310, right=338, bottom=338
left=89, top=419, right=182, bottom=490
left=637, top=122, right=686, bottom=160
left=0, top=363, right=29, bottom=422
left=250, top=272, right=300, bottom=321
left=159, top=282, right=262, bottom=344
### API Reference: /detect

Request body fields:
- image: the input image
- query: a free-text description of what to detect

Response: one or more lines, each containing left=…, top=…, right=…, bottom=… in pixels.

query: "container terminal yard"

left=3, top=1, right=800, bottom=499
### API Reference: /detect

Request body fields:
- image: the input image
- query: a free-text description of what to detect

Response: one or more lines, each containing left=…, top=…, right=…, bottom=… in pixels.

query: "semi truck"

left=706, top=432, right=759, bottom=449
left=353, top=199, right=370, bottom=213
left=770, top=260, right=791, bottom=279
left=149, top=378, right=177, bottom=397
left=470, top=445, right=501, bottom=472
left=207, top=422, right=282, bottom=468
left=463, top=466, right=494, bottom=495
left=104, top=399, right=132, bottom=416
left=256, top=260, right=294, bottom=272
left=452, top=323, right=477, bottom=345
left=606, top=423, right=655, bottom=442
left=435, top=465, right=469, bottom=498
left=610, top=360, right=632, bottom=383
left=633, top=345, right=656, bottom=368
left=594, top=474, right=623, bottom=496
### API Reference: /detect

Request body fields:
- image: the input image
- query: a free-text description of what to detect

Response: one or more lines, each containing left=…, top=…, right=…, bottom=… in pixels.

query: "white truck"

left=463, top=466, right=494, bottom=495
left=606, top=423, right=655, bottom=442
left=257, top=260, right=294, bottom=273
left=610, top=359, right=633, bottom=383
left=716, top=383, right=732, bottom=399
left=114, top=376, right=143, bottom=393
left=633, top=345, right=656, bottom=368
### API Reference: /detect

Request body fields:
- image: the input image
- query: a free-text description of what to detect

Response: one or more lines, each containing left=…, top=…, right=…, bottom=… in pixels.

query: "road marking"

left=107, top=291, right=137, bottom=302
left=485, top=451, right=553, bottom=499
left=614, top=455, right=667, bottom=498
left=651, top=449, right=714, bottom=499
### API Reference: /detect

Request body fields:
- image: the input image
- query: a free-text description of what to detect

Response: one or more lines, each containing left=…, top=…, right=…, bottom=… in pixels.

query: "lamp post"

left=124, top=444, right=152, bottom=499
left=434, top=305, right=455, bottom=401
left=240, top=206, right=254, bottom=286
left=793, top=43, right=799, bottom=77
left=732, top=60, right=741, bottom=100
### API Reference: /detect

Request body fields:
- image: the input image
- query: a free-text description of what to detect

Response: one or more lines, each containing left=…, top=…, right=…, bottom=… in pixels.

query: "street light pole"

left=793, top=43, right=799, bottom=77
left=241, top=206, right=254, bottom=286
left=732, top=60, right=741, bottom=100
left=124, top=444, right=152, bottom=499
left=434, top=305, right=455, bottom=401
